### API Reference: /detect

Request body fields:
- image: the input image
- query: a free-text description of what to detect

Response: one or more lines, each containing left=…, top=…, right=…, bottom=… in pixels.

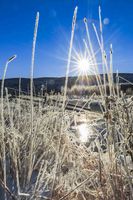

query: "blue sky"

left=0, top=0, right=133, bottom=78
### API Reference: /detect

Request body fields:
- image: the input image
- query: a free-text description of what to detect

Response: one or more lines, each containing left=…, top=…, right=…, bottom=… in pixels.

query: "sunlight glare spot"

left=78, top=123, right=89, bottom=143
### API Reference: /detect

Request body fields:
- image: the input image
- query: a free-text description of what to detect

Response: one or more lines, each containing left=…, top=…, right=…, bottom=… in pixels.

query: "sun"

left=70, top=50, right=93, bottom=77
left=78, top=58, right=89, bottom=74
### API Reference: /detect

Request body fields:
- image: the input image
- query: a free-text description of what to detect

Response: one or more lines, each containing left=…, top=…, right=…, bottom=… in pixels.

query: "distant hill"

left=0, top=73, right=133, bottom=96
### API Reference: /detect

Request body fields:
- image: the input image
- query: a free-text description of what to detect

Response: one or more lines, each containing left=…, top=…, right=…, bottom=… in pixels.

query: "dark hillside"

left=0, top=73, right=132, bottom=96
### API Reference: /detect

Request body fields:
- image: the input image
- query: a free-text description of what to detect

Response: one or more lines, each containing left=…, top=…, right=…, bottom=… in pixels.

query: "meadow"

left=0, top=6, right=133, bottom=200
